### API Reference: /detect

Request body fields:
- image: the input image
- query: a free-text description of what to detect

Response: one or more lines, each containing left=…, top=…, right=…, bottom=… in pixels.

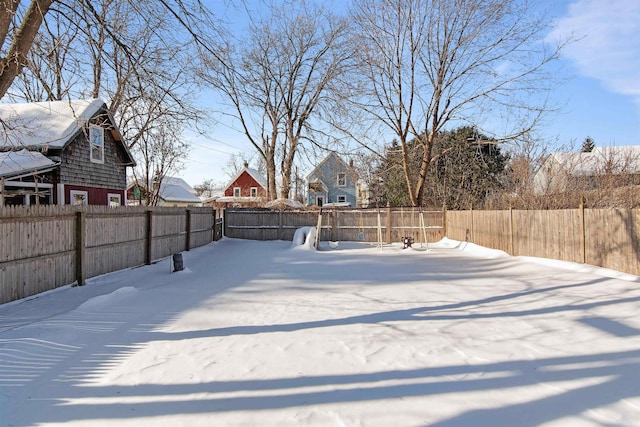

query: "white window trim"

left=337, top=195, right=347, bottom=203
left=108, top=193, right=121, bottom=207
left=316, top=196, right=324, bottom=206
left=337, top=172, right=346, bottom=187
left=70, top=190, right=88, bottom=206
left=89, top=125, right=105, bottom=164
left=233, top=187, right=241, bottom=197
left=250, top=187, right=258, bottom=197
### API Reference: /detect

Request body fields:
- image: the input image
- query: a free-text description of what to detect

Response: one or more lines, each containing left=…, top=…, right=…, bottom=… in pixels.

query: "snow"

left=0, top=99, right=105, bottom=149
left=0, top=149, right=58, bottom=178
left=1, top=235, right=640, bottom=426
left=265, top=198, right=306, bottom=209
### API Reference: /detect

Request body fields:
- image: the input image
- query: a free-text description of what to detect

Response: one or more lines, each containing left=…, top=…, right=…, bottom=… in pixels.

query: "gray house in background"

left=307, top=152, right=357, bottom=207
left=0, top=99, right=135, bottom=206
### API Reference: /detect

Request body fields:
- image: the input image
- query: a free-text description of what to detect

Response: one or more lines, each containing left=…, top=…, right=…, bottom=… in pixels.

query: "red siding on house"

left=64, top=184, right=125, bottom=206
left=224, top=171, right=267, bottom=197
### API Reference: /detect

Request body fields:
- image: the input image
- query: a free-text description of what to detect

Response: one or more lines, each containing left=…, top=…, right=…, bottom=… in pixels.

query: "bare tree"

left=0, top=0, right=55, bottom=99
left=131, top=114, right=190, bottom=206
left=203, top=0, right=350, bottom=200
left=4, top=0, right=216, bottom=202
left=346, top=0, right=566, bottom=206
left=1, top=0, right=224, bottom=103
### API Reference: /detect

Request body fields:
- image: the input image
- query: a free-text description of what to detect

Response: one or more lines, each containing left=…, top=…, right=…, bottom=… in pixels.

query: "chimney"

left=244, top=161, right=249, bottom=168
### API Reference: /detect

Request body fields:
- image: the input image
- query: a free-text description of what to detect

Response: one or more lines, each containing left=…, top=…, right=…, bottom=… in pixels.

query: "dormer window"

left=89, top=125, right=104, bottom=164
left=337, top=172, right=346, bottom=187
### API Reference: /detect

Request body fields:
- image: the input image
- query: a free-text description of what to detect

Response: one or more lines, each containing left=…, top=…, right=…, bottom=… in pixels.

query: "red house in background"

left=207, top=162, right=268, bottom=208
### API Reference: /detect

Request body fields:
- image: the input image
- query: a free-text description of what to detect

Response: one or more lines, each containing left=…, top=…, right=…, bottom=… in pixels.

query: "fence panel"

left=585, top=209, right=640, bottom=276
left=447, top=208, right=640, bottom=276
left=223, top=207, right=444, bottom=244
left=0, top=205, right=217, bottom=304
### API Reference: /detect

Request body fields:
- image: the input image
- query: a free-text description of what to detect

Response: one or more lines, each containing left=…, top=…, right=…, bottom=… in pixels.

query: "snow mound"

left=433, top=237, right=509, bottom=259
left=265, top=198, right=305, bottom=209
left=291, top=226, right=318, bottom=250
left=76, top=287, right=138, bottom=310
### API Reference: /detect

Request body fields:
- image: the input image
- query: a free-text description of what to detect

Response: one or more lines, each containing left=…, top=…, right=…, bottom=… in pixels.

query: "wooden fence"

left=225, top=205, right=640, bottom=276
left=446, top=207, right=640, bottom=276
left=224, top=207, right=445, bottom=244
left=6, top=204, right=635, bottom=304
left=0, top=205, right=219, bottom=304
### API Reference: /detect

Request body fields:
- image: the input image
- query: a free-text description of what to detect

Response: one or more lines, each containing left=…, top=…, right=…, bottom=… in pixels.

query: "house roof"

left=127, top=176, right=201, bottom=204
left=159, top=176, right=201, bottom=203
left=0, top=149, right=58, bottom=179
left=547, top=146, right=640, bottom=176
left=306, top=152, right=352, bottom=180
left=308, top=177, right=329, bottom=192
left=226, top=166, right=267, bottom=190
left=0, top=98, right=135, bottom=165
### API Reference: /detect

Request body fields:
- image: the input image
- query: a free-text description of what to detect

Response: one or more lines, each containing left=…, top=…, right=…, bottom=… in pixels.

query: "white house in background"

left=533, top=146, right=640, bottom=195
left=127, top=176, right=202, bottom=207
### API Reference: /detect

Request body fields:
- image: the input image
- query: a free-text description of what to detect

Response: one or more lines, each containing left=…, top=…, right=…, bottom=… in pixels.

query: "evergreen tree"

left=581, top=136, right=596, bottom=152
left=370, top=127, right=508, bottom=208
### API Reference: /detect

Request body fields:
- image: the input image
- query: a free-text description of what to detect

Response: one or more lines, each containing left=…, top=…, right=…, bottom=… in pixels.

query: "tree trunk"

left=0, top=0, right=55, bottom=99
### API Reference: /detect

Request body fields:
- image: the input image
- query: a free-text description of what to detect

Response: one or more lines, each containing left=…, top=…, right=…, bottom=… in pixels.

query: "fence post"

left=279, top=209, right=283, bottom=240
left=509, top=206, right=514, bottom=255
left=580, top=196, right=586, bottom=264
left=442, top=204, right=447, bottom=238
left=185, top=208, right=192, bottom=251
left=75, top=211, right=86, bottom=286
left=212, top=208, right=216, bottom=242
left=223, top=208, right=228, bottom=237
left=331, top=209, right=338, bottom=241
left=470, top=206, right=474, bottom=242
left=386, top=203, right=392, bottom=243
left=146, top=209, right=153, bottom=265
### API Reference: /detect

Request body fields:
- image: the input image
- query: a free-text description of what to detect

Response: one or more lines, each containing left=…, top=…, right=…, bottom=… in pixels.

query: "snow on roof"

left=158, top=177, right=201, bottom=203
left=549, top=146, right=640, bottom=176
left=226, top=166, right=267, bottom=190
left=0, top=149, right=58, bottom=178
left=264, top=198, right=305, bottom=208
left=247, top=167, right=267, bottom=188
left=0, top=99, right=106, bottom=150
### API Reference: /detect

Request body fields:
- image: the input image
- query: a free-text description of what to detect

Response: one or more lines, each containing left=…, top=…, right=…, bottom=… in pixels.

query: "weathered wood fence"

left=0, top=205, right=219, bottom=304
left=5, top=204, right=637, bottom=304
left=225, top=206, right=640, bottom=276
left=447, top=207, right=640, bottom=276
left=224, top=207, right=445, bottom=244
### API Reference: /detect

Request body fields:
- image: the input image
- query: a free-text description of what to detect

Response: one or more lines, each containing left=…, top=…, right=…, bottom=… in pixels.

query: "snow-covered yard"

left=1, top=236, right=640, bottom=426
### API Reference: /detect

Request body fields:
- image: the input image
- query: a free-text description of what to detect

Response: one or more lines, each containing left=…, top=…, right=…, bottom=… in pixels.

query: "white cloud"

left=548, top=0, right=640, bottom=105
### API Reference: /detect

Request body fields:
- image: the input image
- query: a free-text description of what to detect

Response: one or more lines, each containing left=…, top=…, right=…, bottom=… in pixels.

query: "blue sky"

left=182, top=0, right=640, bottom=188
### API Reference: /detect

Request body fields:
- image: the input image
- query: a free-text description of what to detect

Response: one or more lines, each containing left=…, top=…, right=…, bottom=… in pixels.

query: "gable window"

left=337, top=195, right=347, bottom=203
left=108, top=193, right=121, bottom=207
left=233, top=187, right=241, bottom=197
left=70, top=190, right=88, bottom=206
left=337, top=172, right=346, bottom=187
left=89, top=125, right=104, bottom=164
left=250, top=187, right=258, bottom=197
